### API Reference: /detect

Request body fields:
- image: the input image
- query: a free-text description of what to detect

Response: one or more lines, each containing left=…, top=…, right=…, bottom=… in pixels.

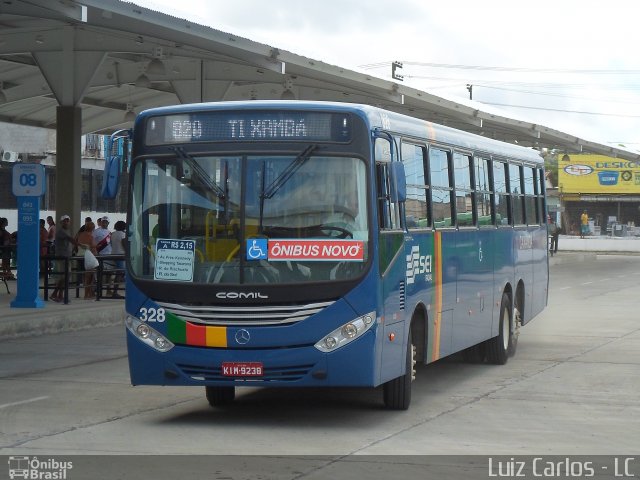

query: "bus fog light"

left=324, top=337, right=337, bottom=349
left=315, top=311, right=376, bottom=353
left=342, top=323, right=357, bottom=338
left=126, top=315, right=174, bottom=352
left=137, top=324, right=150, bottom=338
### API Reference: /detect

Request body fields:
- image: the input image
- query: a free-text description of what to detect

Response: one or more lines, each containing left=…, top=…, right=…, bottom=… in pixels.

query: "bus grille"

left=155, top=300, right=335, bottom=326
left=177, top=363, right=314, bottom=382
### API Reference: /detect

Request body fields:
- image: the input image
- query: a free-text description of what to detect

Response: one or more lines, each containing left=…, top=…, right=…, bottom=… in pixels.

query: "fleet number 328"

left=138, top=307, right=166, bottom=322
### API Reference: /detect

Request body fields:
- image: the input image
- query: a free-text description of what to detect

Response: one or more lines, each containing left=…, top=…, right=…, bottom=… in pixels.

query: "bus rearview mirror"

left=390, top=162, right=406, bottom=203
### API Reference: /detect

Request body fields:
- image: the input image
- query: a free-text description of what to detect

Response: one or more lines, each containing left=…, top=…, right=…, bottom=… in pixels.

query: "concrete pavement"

left=0, top=281, right=124, bottom=341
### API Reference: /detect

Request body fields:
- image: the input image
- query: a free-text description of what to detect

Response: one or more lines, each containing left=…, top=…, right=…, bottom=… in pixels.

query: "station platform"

left=0, top=280, right=124, bottom=341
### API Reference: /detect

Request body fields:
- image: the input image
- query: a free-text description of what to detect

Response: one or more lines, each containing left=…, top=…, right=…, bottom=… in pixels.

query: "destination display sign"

left=144, top=111, right=352, bottom=145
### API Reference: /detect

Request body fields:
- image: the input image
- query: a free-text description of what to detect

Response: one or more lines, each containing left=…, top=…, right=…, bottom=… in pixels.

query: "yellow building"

left=558, top=154, right=640, bottom=235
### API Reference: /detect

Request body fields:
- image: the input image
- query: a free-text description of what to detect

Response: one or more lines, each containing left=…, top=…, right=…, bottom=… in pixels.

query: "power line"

left=358, top=60, right=640, bottom=119
left=359, top=60, right=640, bottom=75
left=404, top=74, right=640, bottom=91
left=481, top=102, right=640, bottom=118
left=475, top=84, right=640, bottom=105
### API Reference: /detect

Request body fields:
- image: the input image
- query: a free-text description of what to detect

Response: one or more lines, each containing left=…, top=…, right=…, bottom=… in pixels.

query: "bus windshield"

left=129, top=151, right=369, bottom=285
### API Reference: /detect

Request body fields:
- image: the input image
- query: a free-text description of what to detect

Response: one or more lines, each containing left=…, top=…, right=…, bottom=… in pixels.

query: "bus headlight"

left=314, top=311, right=376, bottom=353
left=125, top=315, right=174, bottom=352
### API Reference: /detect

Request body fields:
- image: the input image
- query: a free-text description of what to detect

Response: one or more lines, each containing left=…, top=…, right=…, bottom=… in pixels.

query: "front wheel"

left=206, top=386, right=235, bottom=407
left=383, top=330, right=415, bottom=410
left=486, top=292, right=513, bottom=365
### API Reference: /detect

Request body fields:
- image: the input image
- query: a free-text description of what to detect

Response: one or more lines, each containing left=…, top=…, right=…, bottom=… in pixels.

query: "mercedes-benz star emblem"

left=235, top=329, right=251, bottom=345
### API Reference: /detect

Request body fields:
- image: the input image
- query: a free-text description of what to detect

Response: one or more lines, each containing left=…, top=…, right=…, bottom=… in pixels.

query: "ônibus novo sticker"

left=267, top=239, right=364, bottom=262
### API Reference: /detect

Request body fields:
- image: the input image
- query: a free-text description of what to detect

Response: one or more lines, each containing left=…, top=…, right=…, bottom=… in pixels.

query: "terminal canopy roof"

left=0, top=0, right=638, bottom=161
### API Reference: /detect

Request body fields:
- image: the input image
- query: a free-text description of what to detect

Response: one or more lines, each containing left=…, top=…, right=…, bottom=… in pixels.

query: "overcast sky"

left=136, top=0, right=640, bottom=152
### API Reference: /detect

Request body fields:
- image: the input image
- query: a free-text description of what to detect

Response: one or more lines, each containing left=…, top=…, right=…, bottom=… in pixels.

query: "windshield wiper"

left=170, top=146, right=226, bottom=200
left=261, top=144, right=318, bottom=200
left=258, top=144, right=318, bottom=233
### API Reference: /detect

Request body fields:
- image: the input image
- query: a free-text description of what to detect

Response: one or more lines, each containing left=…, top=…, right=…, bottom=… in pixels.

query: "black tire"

left=509, top=295, right=522, bottom=357
left=486, top=292, right=513, bottom=365
left=462, top=343, right=486, bottom=363
left=206, top=386, right=235, bottom=407
left=383, top=330, right=414, bottom=410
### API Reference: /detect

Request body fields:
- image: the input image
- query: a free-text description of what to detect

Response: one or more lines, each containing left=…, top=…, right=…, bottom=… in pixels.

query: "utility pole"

left=466, top=84, right=473, bottom=100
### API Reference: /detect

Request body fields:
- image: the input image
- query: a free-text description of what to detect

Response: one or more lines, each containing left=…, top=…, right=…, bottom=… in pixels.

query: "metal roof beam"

left=31, top=26, right=106, bottom=106
left=0, top=0, right=85, bottom=22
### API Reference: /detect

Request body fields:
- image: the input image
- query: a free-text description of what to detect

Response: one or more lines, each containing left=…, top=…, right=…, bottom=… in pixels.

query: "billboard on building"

left=558, top=154, right=640, bottom=194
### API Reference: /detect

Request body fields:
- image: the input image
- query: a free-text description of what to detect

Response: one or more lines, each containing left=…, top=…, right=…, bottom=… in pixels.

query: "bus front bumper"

left=126, top=329, right=379, bottom=388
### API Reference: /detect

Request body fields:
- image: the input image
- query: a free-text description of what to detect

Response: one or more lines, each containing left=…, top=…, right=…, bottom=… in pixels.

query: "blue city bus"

left=117, top=101, right=548, bottom=409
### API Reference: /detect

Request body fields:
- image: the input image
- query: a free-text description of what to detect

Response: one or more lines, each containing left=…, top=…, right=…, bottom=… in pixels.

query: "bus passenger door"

left=375, top=140, right=408, bottom=383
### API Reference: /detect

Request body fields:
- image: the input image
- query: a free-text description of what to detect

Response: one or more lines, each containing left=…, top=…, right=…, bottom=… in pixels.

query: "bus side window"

left=524, top=166, right=538, bottom=225
left=453, top=152, right=474, bottom=227
left=475, top=157, right=494, bottom=226
left=429, top=148, right=454, bottom=228
left=401, top=141, right=429, bottom=229
left=492, top=160, right=510, bottom=226
left=510, top=163, right=525, bottom=226
left=537, top=167, right=547, bottom=224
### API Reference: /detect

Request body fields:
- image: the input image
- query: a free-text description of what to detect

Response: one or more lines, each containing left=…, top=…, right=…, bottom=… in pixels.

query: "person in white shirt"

left=93, top=216, right=112, bottom=255
left=93, top=216, right=113, bottom=297
left=110, top=220, right=126, bottom=299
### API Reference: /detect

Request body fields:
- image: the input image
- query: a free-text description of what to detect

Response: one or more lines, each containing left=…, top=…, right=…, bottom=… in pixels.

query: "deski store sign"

left=559, top=153, right=640, bottom=194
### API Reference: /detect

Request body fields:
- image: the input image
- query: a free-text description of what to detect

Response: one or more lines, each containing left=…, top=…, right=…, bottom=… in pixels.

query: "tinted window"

left=454, top=152, right=474, bottom=226
left=402, top=142, right=429, bottom=228
left=429, top=148, right=453, bottom=227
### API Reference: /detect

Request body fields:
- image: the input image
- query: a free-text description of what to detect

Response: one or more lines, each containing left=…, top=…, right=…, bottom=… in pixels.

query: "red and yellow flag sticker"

left=167, top=311, right=227, bottom=347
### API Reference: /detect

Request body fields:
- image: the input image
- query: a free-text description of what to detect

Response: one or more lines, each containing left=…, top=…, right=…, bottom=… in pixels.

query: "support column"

left=55, top=106, right=82, bottom=225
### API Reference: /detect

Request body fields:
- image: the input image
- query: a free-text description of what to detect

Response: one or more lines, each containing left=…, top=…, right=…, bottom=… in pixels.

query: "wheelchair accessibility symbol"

left=246, top=239, right=268, bottom=260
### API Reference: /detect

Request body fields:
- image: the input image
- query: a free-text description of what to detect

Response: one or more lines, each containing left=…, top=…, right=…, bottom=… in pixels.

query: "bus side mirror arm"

left=373, top=130, right=406, bottom=203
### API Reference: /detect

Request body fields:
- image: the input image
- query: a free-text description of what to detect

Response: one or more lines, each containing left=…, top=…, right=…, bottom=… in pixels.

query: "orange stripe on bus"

left=432, top=231, right=443, bottom=361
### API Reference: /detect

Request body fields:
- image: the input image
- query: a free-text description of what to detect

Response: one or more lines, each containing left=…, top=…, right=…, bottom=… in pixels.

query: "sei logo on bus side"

left=406, top=246, right=433, bottom=284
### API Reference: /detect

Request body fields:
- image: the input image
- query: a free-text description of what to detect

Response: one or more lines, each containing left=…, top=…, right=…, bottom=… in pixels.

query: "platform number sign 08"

left=20, top=173, right=37, bottom=187
left=12, top=164, right=46, bottom=197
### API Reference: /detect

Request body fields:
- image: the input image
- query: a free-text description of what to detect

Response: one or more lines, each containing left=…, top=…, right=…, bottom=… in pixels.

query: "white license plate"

left=221, top=362, right=264, bottom=377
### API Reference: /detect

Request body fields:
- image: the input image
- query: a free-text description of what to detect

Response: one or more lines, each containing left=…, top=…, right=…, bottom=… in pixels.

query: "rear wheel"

left=206, top=386, right=235, bottom=407
left=509, top=293, right=522, bottom=357
left=486, top=292, right=513, bottom=365
left=462, top=343, right=486, bottom=363
left=383, top=330, right=415, bottom=410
